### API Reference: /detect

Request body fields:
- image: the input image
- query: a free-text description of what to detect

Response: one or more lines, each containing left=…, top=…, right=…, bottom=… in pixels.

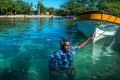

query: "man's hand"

left=77, top=33, right=94, bottom=49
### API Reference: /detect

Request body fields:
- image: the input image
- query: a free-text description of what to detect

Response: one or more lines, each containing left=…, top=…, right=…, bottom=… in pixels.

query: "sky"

left=25, top=0, right=67, bottom=10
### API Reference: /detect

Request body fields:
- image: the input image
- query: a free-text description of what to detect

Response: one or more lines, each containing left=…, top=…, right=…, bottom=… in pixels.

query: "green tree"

left=45, top=7, right=55, bottom=15
left=0, top=0, right=12, bottom=14
left=59, top=0, right=120, bottom=16
left=99, top=3, right=108, bottom=11
left=107, top=2, right=120, bottom=14
left=0, top=0, right=32, bottom=15
left=37, top=1, right=45, bottom=14
left=61, top=1, right=83, bottom=15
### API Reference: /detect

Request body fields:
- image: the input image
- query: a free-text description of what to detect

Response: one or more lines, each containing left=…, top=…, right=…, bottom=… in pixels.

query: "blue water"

left=0, top=18, right=119, bottom=80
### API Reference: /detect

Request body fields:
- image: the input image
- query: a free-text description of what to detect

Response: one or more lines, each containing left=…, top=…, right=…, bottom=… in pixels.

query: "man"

left=49, top=34, right=94, bottom=80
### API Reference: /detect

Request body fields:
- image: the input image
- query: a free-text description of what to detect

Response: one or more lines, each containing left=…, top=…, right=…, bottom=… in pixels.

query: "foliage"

left=61, top=1, right=83, bottom=15
left=37, top=1, right=56, bottom=15
left=99, top=3, right=108, bottom=11
left=107, top=2, right=120, bottom=14
left=58, top=0, right=120, bottom=16
left=0, top=0, right=32, bottom=15
left=1, top=0, right=120, bottom=16
left=37, top=1, right=45, bottom=14
left=45, top=7, right=55, bottom=15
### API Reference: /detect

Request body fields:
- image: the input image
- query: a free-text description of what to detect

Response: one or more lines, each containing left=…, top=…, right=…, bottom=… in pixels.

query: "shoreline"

left=0, top=15, right=63, bottom=18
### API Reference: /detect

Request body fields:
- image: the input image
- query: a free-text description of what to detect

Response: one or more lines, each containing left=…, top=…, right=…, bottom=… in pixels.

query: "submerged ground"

left=0, top=18, right=119, bottom=80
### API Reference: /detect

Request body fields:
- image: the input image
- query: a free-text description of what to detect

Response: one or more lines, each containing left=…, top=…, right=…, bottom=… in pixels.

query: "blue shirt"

left=49, top=46, right=78, bottom=69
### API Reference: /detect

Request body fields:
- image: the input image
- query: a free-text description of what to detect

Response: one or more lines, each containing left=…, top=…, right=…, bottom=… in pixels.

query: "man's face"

left=63, top=42, right=71, bottom=53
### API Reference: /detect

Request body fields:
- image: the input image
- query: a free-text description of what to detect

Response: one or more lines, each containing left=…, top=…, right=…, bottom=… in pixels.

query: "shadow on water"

left=91, top=35, right=120, bottom=80
left=0, top=55, right=31, bottom=80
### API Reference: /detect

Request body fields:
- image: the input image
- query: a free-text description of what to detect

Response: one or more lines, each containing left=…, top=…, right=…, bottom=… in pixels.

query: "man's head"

left=60, top=38, right=71, bottom=53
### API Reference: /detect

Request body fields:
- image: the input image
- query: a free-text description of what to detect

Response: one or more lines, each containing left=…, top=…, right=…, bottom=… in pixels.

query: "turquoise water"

left=0, top=18, right=119, bottom=80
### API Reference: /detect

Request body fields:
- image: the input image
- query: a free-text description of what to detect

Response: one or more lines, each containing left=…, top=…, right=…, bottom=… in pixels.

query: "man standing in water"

left=49, top=34, right=94, bottom=80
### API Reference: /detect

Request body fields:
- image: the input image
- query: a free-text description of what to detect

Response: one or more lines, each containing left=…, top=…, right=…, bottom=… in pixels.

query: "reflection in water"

left=0, top=18, right=119, bottom=80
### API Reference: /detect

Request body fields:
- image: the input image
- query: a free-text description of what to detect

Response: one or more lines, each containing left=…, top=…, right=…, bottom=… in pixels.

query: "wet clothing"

left=49, top=46, right=78, bottom=80
left=49, top=67, right=75, bottom=80
left=49, top=46, right=78, bottom=69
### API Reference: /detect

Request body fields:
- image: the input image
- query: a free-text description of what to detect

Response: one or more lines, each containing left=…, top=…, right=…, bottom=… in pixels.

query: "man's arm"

left=77, top=34, right=95, bottom=49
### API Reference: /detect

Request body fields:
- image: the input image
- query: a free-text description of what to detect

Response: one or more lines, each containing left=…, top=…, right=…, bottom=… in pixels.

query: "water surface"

left=0, top=18, right=119, bottom=80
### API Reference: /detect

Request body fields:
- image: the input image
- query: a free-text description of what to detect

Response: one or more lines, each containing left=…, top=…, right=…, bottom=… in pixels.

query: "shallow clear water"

left=0, top=18, right=119, bottom=80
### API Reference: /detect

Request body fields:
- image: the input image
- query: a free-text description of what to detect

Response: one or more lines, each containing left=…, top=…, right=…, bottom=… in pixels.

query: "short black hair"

left=60, top=38, right=70, bottom=47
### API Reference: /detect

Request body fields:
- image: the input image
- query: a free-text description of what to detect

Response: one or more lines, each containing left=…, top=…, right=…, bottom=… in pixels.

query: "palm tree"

left=37, top=0, right=44, bottom=14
